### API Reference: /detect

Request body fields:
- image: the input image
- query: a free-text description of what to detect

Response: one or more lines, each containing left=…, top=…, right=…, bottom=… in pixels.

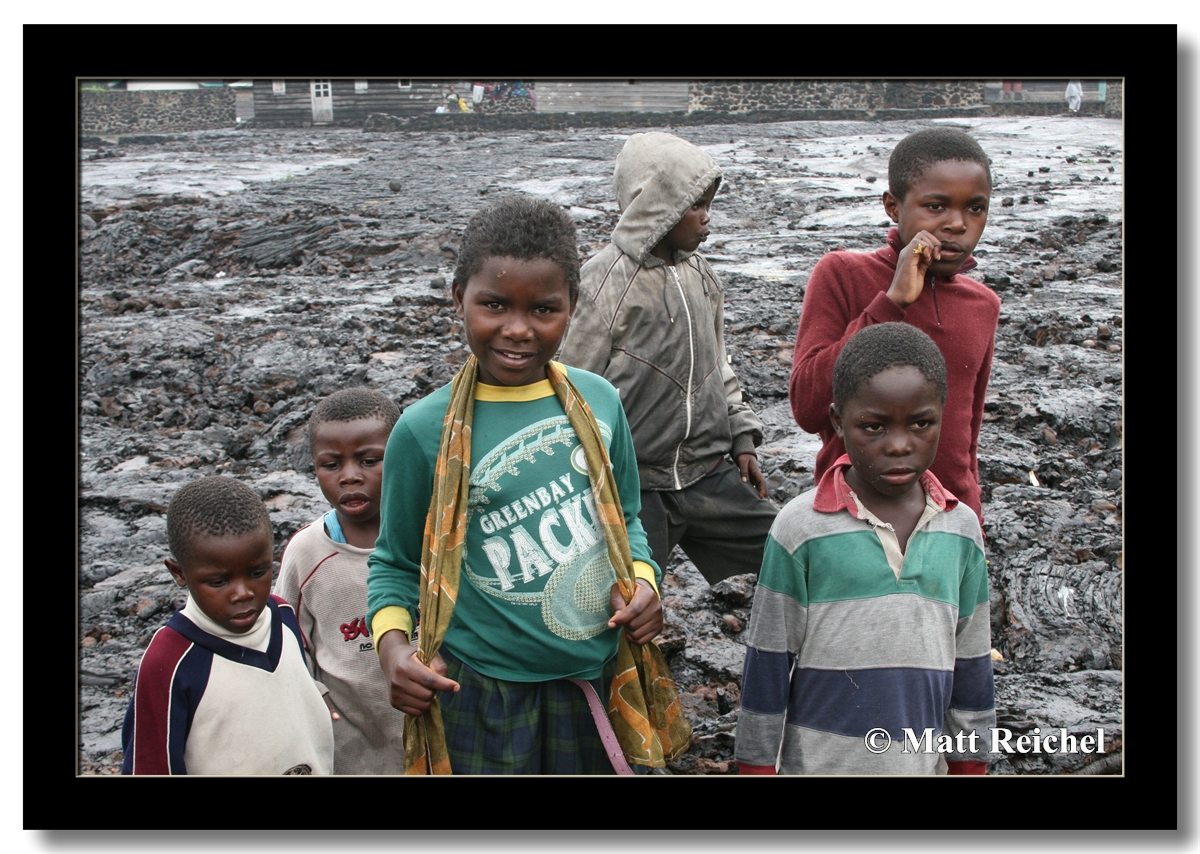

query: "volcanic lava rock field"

left=78, top=115, right=1123, bottom=775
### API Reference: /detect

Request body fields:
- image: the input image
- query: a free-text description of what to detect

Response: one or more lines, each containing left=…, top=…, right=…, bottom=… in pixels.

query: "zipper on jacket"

left=668, top=265, right=695, bottom=490
left=929, top=275, right=942, bottom=326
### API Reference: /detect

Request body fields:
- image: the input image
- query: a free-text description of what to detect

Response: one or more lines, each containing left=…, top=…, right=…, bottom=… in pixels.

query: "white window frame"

left=355, top=80, right=369, bottom=92
left=272, top=80, right=286, bottom=94
left=398, top=80, right=412, bottom=89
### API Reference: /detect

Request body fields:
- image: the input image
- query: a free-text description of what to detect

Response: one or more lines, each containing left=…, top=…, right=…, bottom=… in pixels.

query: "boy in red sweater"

left=789, top=127, right=1000, bottom=523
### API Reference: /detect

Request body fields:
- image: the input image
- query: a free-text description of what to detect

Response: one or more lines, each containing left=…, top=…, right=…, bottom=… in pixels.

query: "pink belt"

left=568, top=679, right=634, bottom=775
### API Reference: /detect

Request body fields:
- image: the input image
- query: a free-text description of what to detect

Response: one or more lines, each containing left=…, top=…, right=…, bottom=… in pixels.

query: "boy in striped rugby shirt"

left=736, top=322, right=995, bottom=774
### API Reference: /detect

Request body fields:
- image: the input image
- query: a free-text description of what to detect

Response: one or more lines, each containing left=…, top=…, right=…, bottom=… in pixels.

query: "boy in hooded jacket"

left=558, top=132, right=778, bottom=585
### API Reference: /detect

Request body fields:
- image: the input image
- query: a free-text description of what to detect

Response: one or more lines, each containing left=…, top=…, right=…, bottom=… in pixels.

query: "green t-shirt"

left=367, top=366, right=659, bottom=682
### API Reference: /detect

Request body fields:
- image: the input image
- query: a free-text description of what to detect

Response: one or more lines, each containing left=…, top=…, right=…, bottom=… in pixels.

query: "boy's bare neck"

left=333, top=516, right=379, bottom=550
left=649, top=243, right=675, bottom=265
left=844, top=469, right=927, bottom=552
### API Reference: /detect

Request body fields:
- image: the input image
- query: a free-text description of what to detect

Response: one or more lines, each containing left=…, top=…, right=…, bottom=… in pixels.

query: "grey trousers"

left=639, top=459, right=779, bottom=585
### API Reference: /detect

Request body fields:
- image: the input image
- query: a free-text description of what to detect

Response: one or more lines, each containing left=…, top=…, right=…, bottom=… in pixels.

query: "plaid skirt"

left=438, top=651, right=616, bottom=775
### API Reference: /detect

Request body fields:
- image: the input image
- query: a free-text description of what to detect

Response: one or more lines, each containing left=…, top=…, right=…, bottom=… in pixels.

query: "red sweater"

left=788, top=228, right=1000, bottom=522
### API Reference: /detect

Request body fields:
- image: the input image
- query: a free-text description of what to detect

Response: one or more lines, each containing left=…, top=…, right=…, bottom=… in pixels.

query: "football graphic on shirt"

left=465, top=416, right=617, bottom=641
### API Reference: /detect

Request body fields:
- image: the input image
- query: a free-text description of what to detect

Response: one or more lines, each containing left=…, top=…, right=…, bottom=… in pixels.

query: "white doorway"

left=310, top=80, right=333, bottom=124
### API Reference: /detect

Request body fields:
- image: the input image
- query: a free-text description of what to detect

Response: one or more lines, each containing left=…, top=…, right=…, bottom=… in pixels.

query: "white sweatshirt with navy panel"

left=121, top=594, right=334, bottom=775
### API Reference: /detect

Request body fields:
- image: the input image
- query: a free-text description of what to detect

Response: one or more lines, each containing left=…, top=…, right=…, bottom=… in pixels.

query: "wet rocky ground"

left=78, top=115, right=1123, bottom=775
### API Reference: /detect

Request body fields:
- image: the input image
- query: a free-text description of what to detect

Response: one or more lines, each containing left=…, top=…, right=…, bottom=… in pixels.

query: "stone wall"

left=80, top=88, right=237, bottom=135
left=690, top=80, right=889, bottom=112
left=687, top=80, right=1120, bottom=118
left=882, top=80, right=986, bottom=109
left=690, top=80, right=987, bottom=114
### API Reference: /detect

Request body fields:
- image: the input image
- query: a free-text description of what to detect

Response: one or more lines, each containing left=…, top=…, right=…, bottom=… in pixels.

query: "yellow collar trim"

left=474, top=362, right=566, bottom=402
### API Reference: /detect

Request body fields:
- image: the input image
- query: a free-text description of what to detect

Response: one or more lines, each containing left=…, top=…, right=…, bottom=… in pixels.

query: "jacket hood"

left=611, top=132, right=722, bottom=264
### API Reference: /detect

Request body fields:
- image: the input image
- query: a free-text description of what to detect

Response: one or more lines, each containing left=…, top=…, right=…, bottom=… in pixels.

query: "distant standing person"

left=558, top=131, right=778, bottom=585
left=1065, top=80, right=1083, bottom=113
left=788, top=127, right=1001, bottom=524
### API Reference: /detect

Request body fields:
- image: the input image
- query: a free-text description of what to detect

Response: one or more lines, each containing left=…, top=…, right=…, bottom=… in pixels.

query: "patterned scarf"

left=404, top=356, right=691, bottom=774
left=402, top=356, right=475, bottom=775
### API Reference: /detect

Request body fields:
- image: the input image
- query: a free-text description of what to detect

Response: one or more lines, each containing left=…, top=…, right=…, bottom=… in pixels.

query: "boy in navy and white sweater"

left=122, top=476, right=334, bottom=775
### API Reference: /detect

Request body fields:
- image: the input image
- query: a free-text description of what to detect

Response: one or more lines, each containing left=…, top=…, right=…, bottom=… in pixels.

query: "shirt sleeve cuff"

left=370, top=606, right=414, bottom=654
left=868, top=290, right=909, bottom=321
left=738, top=762, right=778, bottom=775
left=731, top=433, right=758, bottom=459
left=946, top=760, right=988, bottom=775
left=633, top=561, right=659, bottom=596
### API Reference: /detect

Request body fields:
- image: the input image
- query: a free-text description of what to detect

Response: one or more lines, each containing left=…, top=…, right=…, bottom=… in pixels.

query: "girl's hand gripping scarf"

left=545, top=361, right=692, bottom=768
left=405, top=356, right=691, bottom=774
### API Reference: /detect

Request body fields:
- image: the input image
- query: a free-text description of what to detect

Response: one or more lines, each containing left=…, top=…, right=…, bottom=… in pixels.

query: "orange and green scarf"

left=403, top=356, right=691, bottom=774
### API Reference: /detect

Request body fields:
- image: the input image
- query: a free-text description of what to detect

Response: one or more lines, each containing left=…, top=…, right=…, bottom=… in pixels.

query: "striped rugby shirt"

left=736, top=456, right=994, bottom=774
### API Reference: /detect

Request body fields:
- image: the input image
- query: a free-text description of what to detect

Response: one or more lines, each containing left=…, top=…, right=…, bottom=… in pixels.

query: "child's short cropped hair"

left=167, top=475, right=272, bottom=563
left=307, top=388, right=401, bottom=451
left=887, top=127, right=992, bottom=201
left=832, top=322, right=948, bottom=411
left=451, top=196, right=580, bottom=301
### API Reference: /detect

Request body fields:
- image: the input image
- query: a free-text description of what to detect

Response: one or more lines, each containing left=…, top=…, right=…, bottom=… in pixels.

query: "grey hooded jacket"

left=558, top=132, right=764, bottom=492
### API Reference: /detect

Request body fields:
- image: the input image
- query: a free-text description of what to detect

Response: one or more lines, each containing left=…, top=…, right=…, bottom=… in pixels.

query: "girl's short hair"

left=452, top=196, right=580, bottom=302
